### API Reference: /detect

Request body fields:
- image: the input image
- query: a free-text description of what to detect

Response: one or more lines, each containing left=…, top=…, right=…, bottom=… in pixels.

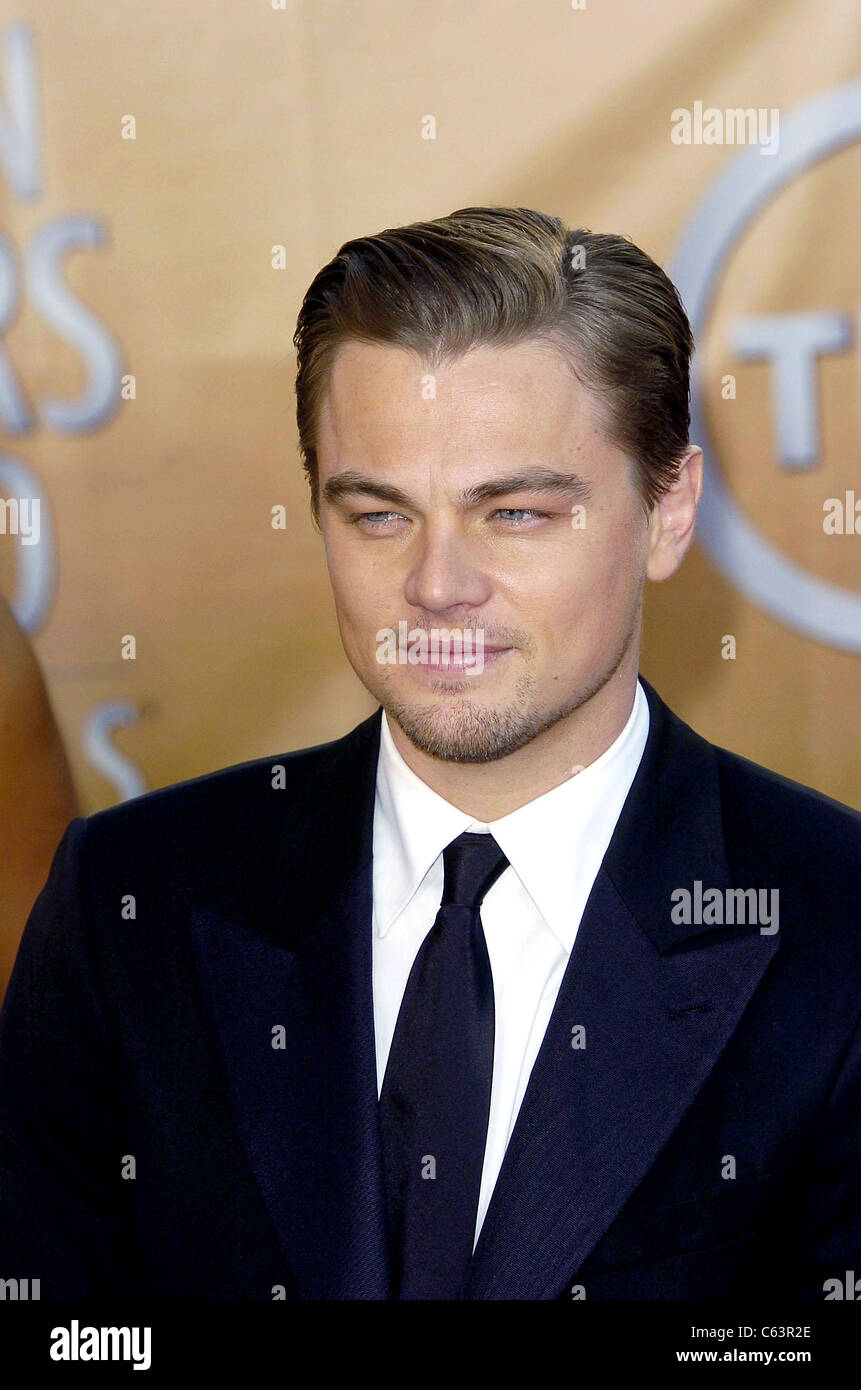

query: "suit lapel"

left=462, top=677, right=780, bottom=1299
left=189, top=709, right=391, bottom=1299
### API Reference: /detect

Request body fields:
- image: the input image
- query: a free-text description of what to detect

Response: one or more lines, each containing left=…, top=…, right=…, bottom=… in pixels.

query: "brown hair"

left=293, top=206, right=693, bottom=521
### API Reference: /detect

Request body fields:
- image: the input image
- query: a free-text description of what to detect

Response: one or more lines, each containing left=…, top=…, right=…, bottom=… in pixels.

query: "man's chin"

left=380, top=693, right=543, bottom=764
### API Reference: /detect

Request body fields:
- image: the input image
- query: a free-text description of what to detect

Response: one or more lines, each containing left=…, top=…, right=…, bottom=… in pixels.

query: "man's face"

left=315, top=338, right=657, bottom=762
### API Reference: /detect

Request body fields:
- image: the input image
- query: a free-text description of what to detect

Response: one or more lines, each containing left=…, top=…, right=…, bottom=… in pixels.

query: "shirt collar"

left=373, top=678, right=650, bottom=951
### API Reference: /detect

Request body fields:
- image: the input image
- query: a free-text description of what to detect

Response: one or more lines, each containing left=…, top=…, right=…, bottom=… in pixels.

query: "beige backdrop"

left=0, top=0, right=858, bottom=816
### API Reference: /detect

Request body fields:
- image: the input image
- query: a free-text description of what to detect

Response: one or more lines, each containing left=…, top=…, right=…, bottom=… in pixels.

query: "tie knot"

left=440, top=831, right=509, bottom=910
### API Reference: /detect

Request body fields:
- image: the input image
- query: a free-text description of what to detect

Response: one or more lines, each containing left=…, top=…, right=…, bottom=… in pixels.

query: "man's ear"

left=646, top=445, right=703, bottom=582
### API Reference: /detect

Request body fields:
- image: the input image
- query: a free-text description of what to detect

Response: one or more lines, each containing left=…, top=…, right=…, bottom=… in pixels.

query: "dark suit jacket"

left=1, top=676, right=859, bottom=1300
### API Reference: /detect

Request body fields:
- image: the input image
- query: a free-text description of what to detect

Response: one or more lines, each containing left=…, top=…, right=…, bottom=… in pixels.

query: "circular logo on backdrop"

left=670, top=81, right=861, bottom=654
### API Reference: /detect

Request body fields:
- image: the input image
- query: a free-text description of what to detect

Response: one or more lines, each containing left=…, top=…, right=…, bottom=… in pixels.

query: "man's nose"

left=402, top=527, right=492, bottom=615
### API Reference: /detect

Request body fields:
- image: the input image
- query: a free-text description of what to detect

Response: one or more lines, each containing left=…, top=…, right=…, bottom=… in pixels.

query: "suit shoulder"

left=711, top=739, right=860, bottom=872
left=83, top=714, right=377, bottom=852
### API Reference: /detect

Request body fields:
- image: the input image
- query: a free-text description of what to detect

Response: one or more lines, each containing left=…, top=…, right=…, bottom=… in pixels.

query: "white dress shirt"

left=372, top=677, right=650, bottom=1248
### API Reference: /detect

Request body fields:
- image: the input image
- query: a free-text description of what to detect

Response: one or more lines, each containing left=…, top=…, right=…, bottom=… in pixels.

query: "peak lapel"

left=463, top=678, right=780, bottom=1299
left=189, top=709, right=392, bottom=1299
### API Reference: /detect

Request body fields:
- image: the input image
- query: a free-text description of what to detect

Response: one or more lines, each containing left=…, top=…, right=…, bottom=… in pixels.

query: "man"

left=1, top=207, right=859, bottom=1300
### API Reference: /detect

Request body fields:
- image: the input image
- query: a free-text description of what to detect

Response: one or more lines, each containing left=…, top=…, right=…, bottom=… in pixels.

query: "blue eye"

left=493, top=508, right=550, bottom=523
left=353, top=511, right=407, bottom=527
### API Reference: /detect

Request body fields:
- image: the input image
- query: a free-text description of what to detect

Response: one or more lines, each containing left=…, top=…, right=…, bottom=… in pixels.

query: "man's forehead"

left=328, top=336, right=576, bottom=390
left=320, top=337, right=607, bottom=449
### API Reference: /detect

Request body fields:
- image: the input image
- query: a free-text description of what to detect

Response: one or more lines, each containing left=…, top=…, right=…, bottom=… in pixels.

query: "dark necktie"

left=379, top=830, right=510, bottom=1299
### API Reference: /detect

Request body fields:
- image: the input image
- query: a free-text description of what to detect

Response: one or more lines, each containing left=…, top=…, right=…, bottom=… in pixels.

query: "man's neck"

left=385, top=668, right=641, bottom=822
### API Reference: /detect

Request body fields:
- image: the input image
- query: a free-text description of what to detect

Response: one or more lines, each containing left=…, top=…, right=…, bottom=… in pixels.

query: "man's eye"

left=352, top=511, right=408, bottom=527
left=492, top=508, right=551, bottom=523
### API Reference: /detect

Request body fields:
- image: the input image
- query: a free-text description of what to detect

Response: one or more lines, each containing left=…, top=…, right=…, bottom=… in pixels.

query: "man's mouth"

left=374, top=621, right=517, bottom=677
left=413, top=645, right=512, bottom=675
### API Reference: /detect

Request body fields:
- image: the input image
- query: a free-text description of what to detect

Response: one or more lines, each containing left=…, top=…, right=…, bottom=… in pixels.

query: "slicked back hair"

left=293, top=206, right=693, bottom=522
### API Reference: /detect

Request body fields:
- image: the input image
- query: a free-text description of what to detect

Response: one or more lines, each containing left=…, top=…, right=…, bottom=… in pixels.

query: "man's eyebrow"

left=322, top=471, right=413, bottom=508
left=322, top=467, right=592, bottom=509
left=461, top=470, right=593, bottom=504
